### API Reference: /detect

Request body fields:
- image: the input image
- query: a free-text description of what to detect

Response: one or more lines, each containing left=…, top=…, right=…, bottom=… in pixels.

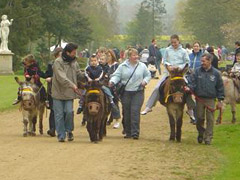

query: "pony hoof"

left=91, top=141, right=98, bottom=144
left=176, top=139, right=181, bottom=143
left=169, top=138, right=175, bottom=141
left=23, top=133, right=28, bottom=137
left=39, top=130, right=43, bottom=135
left=28, top=132, right=36, bottom=136
left=232, top=120, right=236, bottom=124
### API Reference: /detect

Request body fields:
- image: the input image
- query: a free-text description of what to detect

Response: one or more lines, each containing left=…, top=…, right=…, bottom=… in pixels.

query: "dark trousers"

left=121, top=90, right=144, bottom=137
left=48, top=95, right=55, bottom=131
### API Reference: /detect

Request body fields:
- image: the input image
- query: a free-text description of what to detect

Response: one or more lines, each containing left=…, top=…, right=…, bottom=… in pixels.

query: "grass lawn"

left=209, top=105, right=240, bottom=180
left=0, top=75, right=24, bottom=112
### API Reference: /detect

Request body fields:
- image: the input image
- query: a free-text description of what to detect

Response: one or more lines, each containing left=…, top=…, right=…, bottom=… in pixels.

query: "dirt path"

left=0, top=79, right=220, bottom=180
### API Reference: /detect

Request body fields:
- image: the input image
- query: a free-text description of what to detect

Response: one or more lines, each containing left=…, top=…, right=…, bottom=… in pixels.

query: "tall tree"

left=126, top=0, right=166, bottom=46
left=180, top=0, right=239, bottom=45
left=141, top=0, right=166, bottom=38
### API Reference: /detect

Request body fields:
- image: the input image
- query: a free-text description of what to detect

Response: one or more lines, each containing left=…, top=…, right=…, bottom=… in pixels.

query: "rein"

left=187, top=88, right=219, bottom=113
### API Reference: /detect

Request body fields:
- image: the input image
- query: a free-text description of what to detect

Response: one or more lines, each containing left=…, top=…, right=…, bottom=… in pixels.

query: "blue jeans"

left=53, top=99, right=74, bottom=140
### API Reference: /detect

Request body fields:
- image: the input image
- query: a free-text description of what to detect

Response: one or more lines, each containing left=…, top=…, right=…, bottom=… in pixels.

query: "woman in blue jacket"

left=189, top=42, right=203, bottom=70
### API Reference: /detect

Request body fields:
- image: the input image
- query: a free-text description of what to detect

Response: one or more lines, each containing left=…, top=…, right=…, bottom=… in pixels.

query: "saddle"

left=159, top=77, right=169, bottom=106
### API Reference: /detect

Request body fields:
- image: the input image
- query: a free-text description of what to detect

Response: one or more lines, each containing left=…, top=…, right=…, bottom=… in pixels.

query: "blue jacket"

left=189, top=50, right=203, bottom=70
left=110, top=60, right=151, bottom=91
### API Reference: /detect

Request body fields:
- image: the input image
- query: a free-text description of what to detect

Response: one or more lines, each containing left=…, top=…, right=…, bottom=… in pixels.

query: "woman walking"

left=109, top=48, right=151, bottom=139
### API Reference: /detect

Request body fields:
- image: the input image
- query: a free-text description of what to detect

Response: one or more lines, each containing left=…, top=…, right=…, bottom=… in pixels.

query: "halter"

left=88, top=90, right=100, bottom=94
left=170, top=76, right=184, bottom=81
left=164, top=76, right=185, bottom=103
left=22, top=87, right=35, bottom=95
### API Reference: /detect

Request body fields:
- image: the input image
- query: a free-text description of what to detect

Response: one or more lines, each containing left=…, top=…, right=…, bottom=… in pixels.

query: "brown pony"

left=83, top=81, right=111, bottom=143
left=159, top=64, right=188, bottom=142
left=15, top=77, right=45, bottom=136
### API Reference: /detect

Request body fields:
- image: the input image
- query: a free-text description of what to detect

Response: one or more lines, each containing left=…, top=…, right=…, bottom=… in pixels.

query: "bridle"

left=165, top=76, right=185, bottom=103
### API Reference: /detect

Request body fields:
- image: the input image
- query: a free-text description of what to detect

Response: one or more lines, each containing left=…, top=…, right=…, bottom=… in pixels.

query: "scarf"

left=62, top=51, right=76, bottom=63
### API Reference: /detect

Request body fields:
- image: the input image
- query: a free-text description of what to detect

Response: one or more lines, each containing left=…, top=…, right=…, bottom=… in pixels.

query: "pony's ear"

left=14, top=77, right=23, bottom=85
left=180, top=64, right=189, bottom=75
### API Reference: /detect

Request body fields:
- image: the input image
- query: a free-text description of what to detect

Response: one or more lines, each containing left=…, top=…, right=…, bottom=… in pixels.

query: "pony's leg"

left=32, top=116, right=37, bottom=133
left=216, top=103, right=225, bottom=124
left=231, top=103, right=236, bottom=124
left=167, top=112, right=175, bottom=141
left=176, top=110, right=183, bottom=142
left=22, top=111, right=28, bottom=137
left=23, top=118, right=28, bottom=137
left=86, top=119, right=95, bottom=142
left=39, top=105, right=45, bottom=135
left=93, top=120, right=98, bottom=143
left=99, top=116, right=107, bottom=140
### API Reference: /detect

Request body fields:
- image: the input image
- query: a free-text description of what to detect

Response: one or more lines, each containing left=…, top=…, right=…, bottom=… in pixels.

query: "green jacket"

left=52, top=56, right=82, bottom=100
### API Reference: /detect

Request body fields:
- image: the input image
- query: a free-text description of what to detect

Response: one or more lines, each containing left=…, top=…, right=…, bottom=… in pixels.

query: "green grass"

left=218, top=60, right=233, bottom=68
left=0, top=75, right=24, bottom=112
left=209, top=105, right=240, bottom=180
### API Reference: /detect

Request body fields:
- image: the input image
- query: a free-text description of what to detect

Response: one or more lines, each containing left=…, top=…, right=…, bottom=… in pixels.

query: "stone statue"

left=0, top=15, right=13, bottom=53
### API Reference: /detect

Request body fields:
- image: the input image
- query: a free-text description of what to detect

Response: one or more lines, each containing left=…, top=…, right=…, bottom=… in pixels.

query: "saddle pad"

left=159, top=77, right=169, bottom=106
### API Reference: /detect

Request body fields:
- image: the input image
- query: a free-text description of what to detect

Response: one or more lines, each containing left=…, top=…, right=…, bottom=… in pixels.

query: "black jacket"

left=189, top=66, right=224, bottom=100
left=211, top=53, right=219, bottom=69
left=85, top=65, right=103, bottom=80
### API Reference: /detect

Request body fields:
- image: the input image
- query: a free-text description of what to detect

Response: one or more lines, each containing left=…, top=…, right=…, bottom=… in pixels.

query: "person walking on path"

left=185, top=53, right=224, bottom=145
left=45, top=47, right=62, bottom=137
left=52, top=43, right=83, bottom=142
left=109, top=48, right=151, bottom=139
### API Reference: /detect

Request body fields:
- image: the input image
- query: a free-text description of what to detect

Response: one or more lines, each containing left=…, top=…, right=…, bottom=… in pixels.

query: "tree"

left=126, top=0, right=166, bottom=46
left=79, top=0, right=119, bottom=50
left=180, top=0, right=239, bottom=45
left=141, top=0, right=166, bottom=38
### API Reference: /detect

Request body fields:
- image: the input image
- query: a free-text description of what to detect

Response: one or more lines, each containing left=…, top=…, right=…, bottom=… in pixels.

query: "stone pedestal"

left=0, top=52, right=14, bottom=75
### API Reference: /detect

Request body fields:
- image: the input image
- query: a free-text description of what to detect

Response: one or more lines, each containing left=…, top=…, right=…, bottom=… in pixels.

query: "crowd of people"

left=13, top=34, right=240, bottom=145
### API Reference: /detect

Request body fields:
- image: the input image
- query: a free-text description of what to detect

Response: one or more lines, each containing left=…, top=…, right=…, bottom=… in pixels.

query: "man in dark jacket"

left=207, top=46, right=219, bottom=69
left=148, top=39, right=157, bottom=65
left=234, top=41, right=240, bottom=65
left=45, top=47, right=62, bottom=137
left=186, top=53, right=224, bottom=145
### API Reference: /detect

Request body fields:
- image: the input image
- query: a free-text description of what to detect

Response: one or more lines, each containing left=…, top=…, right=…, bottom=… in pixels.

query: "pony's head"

left=85, top=81, right=104, bottom=116
left=165, top=64, right=188, bottom=103
left=15, top=77, right=39, bottom=111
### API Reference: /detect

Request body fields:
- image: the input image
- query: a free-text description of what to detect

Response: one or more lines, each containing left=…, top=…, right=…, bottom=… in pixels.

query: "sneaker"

left=113, top=122, right=120, bottom=129
left=141, top=107, right=152, bottom=115
left=77, top=107, right=83, bottom=114
left=67, top=132, right=74, bottom=141
left=12, top=99, right=20, bottom=105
